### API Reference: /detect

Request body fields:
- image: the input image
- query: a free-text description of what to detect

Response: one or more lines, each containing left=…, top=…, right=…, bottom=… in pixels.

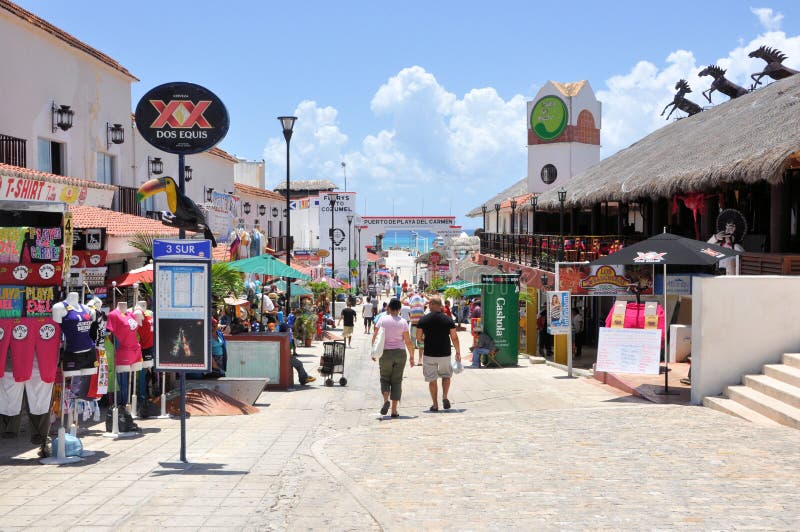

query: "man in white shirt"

left=362, top=296, right=375, bottom=334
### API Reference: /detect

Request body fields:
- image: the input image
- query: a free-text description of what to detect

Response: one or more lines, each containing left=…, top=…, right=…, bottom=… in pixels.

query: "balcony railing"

left=116, top=186, right=141, bottom=216
left=0, top=134, right=26, bottom=167
left=480, top=232, right=639, bottom=271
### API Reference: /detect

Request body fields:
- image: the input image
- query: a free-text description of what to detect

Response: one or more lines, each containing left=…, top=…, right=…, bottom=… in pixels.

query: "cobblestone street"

left=1, top=328, right=799, bottom=530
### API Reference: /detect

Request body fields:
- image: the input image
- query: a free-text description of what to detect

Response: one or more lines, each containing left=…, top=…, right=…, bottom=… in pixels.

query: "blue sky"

left=15, top=1, right=800, bottom=227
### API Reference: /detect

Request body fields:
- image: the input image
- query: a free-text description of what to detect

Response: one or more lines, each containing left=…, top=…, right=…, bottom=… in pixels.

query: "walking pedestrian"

left=416, top=296, right=461, bottom=411
left=372, top=298, right=416, bottom=418
left=362, top=296, right=374, bottom=334
left=405, top=290, right=428, bottom=352
left=337, top=301, right=357, bottom=348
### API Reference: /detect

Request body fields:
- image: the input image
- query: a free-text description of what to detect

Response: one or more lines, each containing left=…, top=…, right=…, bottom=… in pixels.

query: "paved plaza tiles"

left=1, top=327, right=799, bottom=530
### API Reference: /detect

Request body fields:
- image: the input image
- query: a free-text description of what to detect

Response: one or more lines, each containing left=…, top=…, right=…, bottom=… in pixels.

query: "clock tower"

left=527, top=81, right=601, bottom=194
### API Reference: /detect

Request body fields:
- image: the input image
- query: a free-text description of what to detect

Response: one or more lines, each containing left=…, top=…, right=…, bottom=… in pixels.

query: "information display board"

left=595, top=327, right=661, bottom=375
left=154, top=260, right=210, bottom=372
left=546, top=290, right=571, bottom=335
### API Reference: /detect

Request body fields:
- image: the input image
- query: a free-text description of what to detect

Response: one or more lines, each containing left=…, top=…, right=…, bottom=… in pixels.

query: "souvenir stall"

left=0, top=201, right=83, bottom=462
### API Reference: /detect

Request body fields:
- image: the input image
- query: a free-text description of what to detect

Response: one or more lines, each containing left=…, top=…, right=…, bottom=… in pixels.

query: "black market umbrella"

left=590, top=232, right=743, bottom=394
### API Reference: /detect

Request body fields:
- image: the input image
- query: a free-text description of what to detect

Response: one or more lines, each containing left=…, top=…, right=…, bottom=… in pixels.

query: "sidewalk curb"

left=544, top=360, right=594, bottom=378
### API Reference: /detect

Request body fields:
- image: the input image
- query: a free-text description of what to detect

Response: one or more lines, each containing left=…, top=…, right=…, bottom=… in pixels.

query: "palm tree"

left=128, top=232, right=157, bottom=260
left=211, top=262, right=244, bottom=303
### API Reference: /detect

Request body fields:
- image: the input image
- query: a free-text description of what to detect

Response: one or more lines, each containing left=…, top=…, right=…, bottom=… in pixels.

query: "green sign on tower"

left=530, top=95, right=568, bottom=141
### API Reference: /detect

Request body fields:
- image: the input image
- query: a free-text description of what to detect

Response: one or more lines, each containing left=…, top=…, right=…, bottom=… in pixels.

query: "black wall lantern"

left=283, top=207, right=288, bottom=218
left=148, top=156, right=163, bottom=178
left=51, top=103, right=74, bottom=132
left=259, top=204, right=266, bottom=216
left=494, top=202, right=500, bottom=232
left=184, top=166, right=193, bottom=182
left=205, top=187, right=214, bottom=202
left=271, top=206, right=279, bottom=218
left=106, top=123, right=125, bottom=148
left=243, top=202, right=251, bottom=215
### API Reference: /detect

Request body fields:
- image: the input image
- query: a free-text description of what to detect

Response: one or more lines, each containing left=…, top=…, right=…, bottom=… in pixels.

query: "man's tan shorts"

left=343, top=326, right=354, bottom=338
left=422, top=355, right=452, bottom=382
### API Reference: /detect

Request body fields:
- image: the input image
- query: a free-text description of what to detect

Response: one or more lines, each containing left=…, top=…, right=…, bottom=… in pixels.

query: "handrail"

left=479, top=232, right=640, bottom=271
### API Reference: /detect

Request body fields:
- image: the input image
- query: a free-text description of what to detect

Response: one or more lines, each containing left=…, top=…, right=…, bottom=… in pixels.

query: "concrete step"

left=725, top=385, right=800, bottom=429
left=743, top=374, right=800, bottom=410
left=764, top=364, right=800, bottom=388
left=783, top=353, right=800, bottom=369
left=703, top=396, right=782, bottom=427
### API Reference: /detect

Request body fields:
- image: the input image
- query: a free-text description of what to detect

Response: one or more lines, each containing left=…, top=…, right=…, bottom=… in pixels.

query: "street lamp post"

left=494, top=202, right=501, bottom=258
left=481, top=204, right=487, bottom=230
left=341, top=161, right=347, bottom=192
left=278, top=116, right=297, bottom=313
left=347, top=214, right=354, bottom=291
left=529, top=195, right=538, bottom=267
left=558, top=187, right=567, bottom=262
left=329, top=197, right=336, bottom=319
left=356, top=225, right=363, bottom=291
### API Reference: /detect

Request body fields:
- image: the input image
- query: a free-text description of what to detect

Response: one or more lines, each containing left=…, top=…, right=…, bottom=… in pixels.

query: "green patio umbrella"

left=273, top=279, right=313, bottom=297
left=228, top=254, right=311, bottom=280
left=439, top=279, right=471, bottom=292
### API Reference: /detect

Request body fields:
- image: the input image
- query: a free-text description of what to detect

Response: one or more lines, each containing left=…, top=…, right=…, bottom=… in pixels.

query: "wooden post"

left=590, top=203, right=600, bottom=234
left=770, top=181, right=787, bottom=252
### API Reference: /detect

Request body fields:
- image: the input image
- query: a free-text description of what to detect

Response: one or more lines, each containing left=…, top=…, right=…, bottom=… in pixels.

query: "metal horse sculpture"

left=749, top=46, right=798, bottom=89
left=698, top=65, right=748, bottom=103
left=660, top=79, right=703, bottom=120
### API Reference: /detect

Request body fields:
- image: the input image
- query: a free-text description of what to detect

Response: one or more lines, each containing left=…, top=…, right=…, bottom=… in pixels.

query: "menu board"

left=595, top=327, right=661, bottom=375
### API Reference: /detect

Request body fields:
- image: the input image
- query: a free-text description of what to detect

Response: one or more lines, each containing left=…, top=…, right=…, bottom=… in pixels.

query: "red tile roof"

left=208, top=147, right=238, bottom=164
left=499, top=193, right=537, bottom=209
left=212, top=243, right=231, bottom=262
left=69, top=205, right=184, bottom=237
left=234, top=183, right=285, bottom=201
left=0, top=1, right=138, bottom=81
left=0, top=162, right=117, bottom=190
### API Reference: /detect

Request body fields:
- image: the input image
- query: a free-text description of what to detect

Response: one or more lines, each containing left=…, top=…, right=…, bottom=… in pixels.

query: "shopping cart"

left=320, top=340, right=347, bottom=387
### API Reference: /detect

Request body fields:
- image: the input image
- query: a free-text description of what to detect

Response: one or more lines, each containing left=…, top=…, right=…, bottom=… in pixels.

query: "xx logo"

left=150, top=100, right=212, bottom=129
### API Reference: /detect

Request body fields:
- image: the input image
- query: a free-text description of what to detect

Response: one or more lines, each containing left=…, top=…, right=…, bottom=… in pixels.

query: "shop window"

left=541, top=164, right=557, bottom=184
left=37, top=138, right=64, bottom=175
left=96, top=152, right=115, bottom=185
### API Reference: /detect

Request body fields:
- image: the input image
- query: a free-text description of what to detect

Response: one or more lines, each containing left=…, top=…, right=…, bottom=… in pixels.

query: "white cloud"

left=598, top=8, right=799, bottom=156
left=264, top=67, right=528, bottom=221
left=263, top=8, right=800, bottom=225
left=751, top=7, right=783, bottom=31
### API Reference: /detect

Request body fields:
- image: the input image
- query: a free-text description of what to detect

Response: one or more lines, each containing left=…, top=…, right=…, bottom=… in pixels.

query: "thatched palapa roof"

left=274, top=179, right=337, bottom=192
left=536, top=75, right=800, bottom=209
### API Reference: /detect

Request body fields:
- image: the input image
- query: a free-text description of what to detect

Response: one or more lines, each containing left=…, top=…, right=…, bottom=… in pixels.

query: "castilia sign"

left=134, top=82, right=229, bottom=155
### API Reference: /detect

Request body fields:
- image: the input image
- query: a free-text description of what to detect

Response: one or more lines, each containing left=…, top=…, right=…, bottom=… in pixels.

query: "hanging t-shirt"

left=61, top=303, right=95, bottom=353
left=0, top=227, right=27, bottom=264
left=24, top=286, right=55, bottom=317
left=107, top=308, right=142, bottom=367
left=137, top=310, right=154, bottom=350
left=8, top=318, right=36, bottom=381
left=0, top=286, right=24, bottom=318
left=250, top=230, right=262, bottom=257
left=30, top=317, right=60, bottom=383
left=239, top=231, right=251, bottom=258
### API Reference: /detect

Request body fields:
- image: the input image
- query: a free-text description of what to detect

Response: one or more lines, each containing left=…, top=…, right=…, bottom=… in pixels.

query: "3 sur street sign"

left=152, top=239, right=212, bottom=260
left=135, top=82, right=229, bottom=155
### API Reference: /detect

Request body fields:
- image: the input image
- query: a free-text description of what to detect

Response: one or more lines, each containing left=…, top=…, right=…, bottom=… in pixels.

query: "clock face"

left=530, top=95, right=568, bottom=141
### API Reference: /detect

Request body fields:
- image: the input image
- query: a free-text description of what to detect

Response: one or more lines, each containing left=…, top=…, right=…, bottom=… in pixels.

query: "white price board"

left=595, top=327, right=661, bottom=375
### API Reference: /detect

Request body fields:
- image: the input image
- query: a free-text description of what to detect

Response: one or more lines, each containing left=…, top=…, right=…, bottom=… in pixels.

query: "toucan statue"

left=136, top=176, right=217, bottom=246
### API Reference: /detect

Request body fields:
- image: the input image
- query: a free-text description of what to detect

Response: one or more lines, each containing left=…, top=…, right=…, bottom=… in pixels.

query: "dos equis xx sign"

left=135, top=82, right=229, bottom=155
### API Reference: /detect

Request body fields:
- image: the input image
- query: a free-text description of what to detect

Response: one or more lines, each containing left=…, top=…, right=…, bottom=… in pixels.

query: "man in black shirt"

left=338, top=301, right=358, bottom=348
left=415, top=296, right=461, bottom=411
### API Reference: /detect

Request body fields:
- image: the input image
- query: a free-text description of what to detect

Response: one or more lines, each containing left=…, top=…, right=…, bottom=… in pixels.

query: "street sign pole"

left=178, top=156, right=187, bottom=463
left=152, top=238, right=212, bottom=465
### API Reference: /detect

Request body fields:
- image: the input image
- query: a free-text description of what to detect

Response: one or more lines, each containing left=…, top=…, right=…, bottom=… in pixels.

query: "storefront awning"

left=0, top=163, right=116, bottom=208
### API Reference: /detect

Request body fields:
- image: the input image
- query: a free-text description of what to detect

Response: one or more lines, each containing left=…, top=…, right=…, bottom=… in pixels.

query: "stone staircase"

left=703, top=353, right=800, bottom=429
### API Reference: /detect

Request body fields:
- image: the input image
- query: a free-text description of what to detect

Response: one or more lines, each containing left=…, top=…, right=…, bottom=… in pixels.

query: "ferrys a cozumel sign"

left=134, top=82, right=229, bottom=154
